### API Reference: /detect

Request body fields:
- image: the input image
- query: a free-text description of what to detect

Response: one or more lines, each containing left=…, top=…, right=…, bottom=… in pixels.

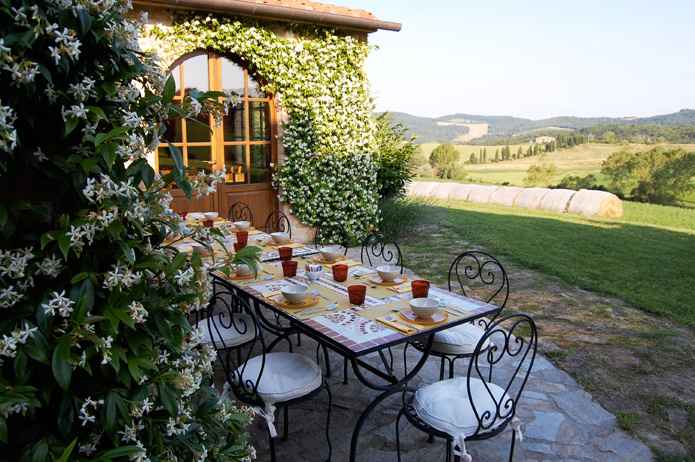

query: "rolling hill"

left=388, top=109, right=695, bottom=144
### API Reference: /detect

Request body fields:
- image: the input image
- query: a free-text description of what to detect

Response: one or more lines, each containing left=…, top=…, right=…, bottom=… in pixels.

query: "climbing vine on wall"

left=146, top=14, right=379, bottom=239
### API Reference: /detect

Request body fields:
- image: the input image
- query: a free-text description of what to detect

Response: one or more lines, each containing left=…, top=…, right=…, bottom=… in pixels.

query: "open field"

left=418, top=142, right=695, bottom=188
left=384, top=197, right=695, bottom=459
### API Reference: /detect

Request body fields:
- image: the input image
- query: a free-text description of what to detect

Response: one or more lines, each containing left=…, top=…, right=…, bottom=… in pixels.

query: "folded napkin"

left=376, top=315, right=416, bottom=335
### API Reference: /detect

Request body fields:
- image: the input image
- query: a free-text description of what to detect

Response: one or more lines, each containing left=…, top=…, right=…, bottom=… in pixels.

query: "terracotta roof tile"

left=242, top=0, right=376, bottom=20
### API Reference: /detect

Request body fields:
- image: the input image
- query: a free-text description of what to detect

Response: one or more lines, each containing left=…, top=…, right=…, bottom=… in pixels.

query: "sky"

left=332, top=0, right=695, bottom=119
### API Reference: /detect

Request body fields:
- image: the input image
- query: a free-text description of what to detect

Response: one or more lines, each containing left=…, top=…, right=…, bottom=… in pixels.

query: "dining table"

left=203, top=234, right=501, bottom=462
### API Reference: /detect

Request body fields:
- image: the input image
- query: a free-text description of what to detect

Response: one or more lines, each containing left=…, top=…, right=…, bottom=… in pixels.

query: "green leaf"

left=76, top=7, right=92, bottom=34
left=141, top=163, right=155, bottom=187
left=57, top=232, right=70, bottom=260
left=163, top=74, right=176, bottom=102
left=0, top=204, right=7, bottom=228
left=70, top=272, right=89, bottom=284
left=56, top=438, right=77, bottom=462
left=52, top=338, right=72, bottom=390
left=119, top=241, right=135, bottom=265
left=87, top=106, right=106, bottom=122
left=31, top=439, right=49, bottom=462
left=96, top=446, right=143, bottom=460
left=23, top=329, right=49, bottom=364
left=64, top=117, right=79, bottom=137
left=158, top=382, right=177, bottom=416
left=0, top=416, right=6, bottom=444
left=75, top=278, right=95, bottom=320
left=14, top=350, right=29, bottom=383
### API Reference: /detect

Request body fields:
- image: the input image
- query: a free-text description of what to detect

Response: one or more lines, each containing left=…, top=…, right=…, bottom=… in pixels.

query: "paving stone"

left=551, top=389, right=616, bottom=427
left=524, top=411, right=565, bottom=441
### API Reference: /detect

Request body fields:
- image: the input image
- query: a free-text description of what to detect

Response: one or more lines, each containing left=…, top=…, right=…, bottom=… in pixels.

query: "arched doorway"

left=156, top=51, right=278, bottom=226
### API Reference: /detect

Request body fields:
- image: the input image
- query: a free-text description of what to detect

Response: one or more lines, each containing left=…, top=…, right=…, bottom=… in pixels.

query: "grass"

left=418, top=142, right=695, bottom=187
left=616, top=411, right=641, bottom=432
left=385, top=197, right=695, bottom=326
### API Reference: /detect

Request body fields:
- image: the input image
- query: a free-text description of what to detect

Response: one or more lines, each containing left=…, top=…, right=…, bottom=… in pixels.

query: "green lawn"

left=389, top=198, right=695, bottom=326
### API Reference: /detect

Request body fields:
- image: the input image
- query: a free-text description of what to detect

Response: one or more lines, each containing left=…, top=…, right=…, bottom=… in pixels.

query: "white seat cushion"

left=197, top=314, right=256, bottom=348
left=237, top=352, right=322, bottom=404
left=414, top=377, right=511, bottom=438
left=431, top=323, right=489, bottom=355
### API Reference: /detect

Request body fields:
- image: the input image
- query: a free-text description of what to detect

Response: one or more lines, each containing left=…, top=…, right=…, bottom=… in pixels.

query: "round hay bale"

left=407, top=181, right=438, bottom=197
left=467, top=185, right=499, bottom=204
left=448, top=183, right=477, bottom=201
left=429, top=182, right=459, bottom=200
left=489, top=186, right=524, bottom=207
left=514, top=188, right=551, bottom=210
left=539, top=189, right=577, bottom=213
left=567, top=189, right=623, bottom=218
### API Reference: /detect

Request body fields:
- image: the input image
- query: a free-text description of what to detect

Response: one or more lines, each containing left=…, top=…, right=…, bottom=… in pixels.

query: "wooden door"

left=155, top=51, right=278, bottom=224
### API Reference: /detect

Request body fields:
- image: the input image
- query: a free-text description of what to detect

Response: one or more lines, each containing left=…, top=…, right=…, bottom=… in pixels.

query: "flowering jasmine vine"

left=147, top=14, right=380, bottom=239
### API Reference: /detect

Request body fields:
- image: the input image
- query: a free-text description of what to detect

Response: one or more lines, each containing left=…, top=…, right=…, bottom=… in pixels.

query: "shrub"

left=379, top=197, right=424, bottom=241
left=556, top=174, right=600, bottom=190
left=602, top=147, right=695, bottom=204
left=429, top=144, right=460, bottom=179
left=523, top=163, right=558, bottom=186
left=0, top=2, right=252, bottom=460
left=373, top=113, right=416, bottom=199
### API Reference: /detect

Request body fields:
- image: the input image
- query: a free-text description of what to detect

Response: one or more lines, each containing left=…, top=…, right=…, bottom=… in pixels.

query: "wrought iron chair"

left=359, top=231, right=404, bottom=273
left=412, top=251, right=509, bottom=381
left=264, top=210, right=292, bottom=239
left=396, top=314, right=537, bottom=462
left=228, top=201, right=254, bottom=225
left=312, top=223, right=350, bottom=256
left=207, top=289, right=333, bottom=462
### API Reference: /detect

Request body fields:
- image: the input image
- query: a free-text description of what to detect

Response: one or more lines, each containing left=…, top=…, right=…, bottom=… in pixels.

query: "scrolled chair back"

left=465, top=313, right=537, bottom=439
left=313, top=223, right=350, bottom=255
left=228, top=201, right=254, bottom=224
left=360, top=231, right=404, bottom=273
left=264, top=210, right=292, bottom=239
left=448, top=251, right=509, bottom=325
left=204, top=290, right=266, bottom=408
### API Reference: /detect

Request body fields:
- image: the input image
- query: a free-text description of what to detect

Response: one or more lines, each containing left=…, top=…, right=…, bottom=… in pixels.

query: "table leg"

left=348, top=334, right=434, bottom=462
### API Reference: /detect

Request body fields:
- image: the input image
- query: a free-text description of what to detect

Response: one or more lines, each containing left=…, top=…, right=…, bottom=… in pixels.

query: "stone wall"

left=406, top=181, right=624, bottom=218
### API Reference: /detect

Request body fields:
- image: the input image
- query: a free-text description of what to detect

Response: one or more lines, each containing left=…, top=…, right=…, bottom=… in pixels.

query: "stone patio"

left=244, top=333, right=652, bottom=462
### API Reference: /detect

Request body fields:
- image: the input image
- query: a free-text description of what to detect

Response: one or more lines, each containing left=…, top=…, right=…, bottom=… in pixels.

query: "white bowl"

left=253, top=235, right=270, bottom=246
left=320, top=246, right=342, bottom=262
left=188, top=212, right=205, bottom=221
left=233, top=221, right=251, bottom=231
left=204, top=212, right=219, bottom=221
left=281, top=285, right=308, bottom=305
left=376, top=265, right=401, bottom=282
left=271, top=232, right=290, bottom=245
left=235, top=264, right=252, bottom=276
left=409, top=297, right=439, bottom=319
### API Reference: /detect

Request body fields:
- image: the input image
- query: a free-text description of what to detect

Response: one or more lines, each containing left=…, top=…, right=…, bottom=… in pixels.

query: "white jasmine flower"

left=0, top=286, right=22, bottom=309
left=128, top=301, right=147, bottom=324
left=33, top=147, right=48, bottom=162
left=37, top=255, right=63, bottom=278
left=42, top=290, right=74, bottom=317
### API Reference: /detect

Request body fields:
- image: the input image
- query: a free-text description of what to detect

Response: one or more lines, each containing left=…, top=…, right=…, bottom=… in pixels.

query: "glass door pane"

left=223, top=106, right=245, bottom=141
left=249, top=101, right=271, bottom=141
left=224, top=145, right=246, bottom=184
left=183, top=54, right=209, bottom=93
left=221, top=58, right=244, bottom=96
left=188, top=146, right=213, bottom=173
left=186, top=112, right=212, bottom=142
left=250, top=144, right=271, bottom=183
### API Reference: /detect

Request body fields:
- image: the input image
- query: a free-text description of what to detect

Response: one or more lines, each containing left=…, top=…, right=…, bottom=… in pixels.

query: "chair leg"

left=282, top=405, right=289, bottom=441
left=343, top=357, right=349, bottom=384
left=449, top=357, right=456, bottom=379
left=296, top=332, right=302, bottom=346
left=323, top=344, right=332, bottom=378
left=395, top=409, right=405, bottom=462
left=439, top=357, right=446, bottom=381
left=428, top=433, right=435, bottom=443
left=445, top=438, right=452, bottom=462
left=324, top=383, right=333, bottom=462
left=509, top=429, right=517, bottom=462
left=267, top=425, right=277, bottom=462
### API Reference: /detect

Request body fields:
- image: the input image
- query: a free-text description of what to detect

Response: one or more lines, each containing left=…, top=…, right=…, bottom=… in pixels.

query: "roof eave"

left=134, top=0, right=402, bottom=32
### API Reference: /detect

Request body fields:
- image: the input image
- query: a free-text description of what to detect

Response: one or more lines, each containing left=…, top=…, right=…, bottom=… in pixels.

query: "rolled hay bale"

left=407, top=181, right=439, bottom=197
left=468, top=185, right=500, bottom=204
left=489, top=186, right=524, bottom=207
left=448, top=183, right=477, bottom=201
left=430, top=182, right=460, bottom=200
left=539, top=189, right=577, bottom=213
left=567, top=189, right=623, bottom=218
left=514, top=187, right=551, bottom=210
